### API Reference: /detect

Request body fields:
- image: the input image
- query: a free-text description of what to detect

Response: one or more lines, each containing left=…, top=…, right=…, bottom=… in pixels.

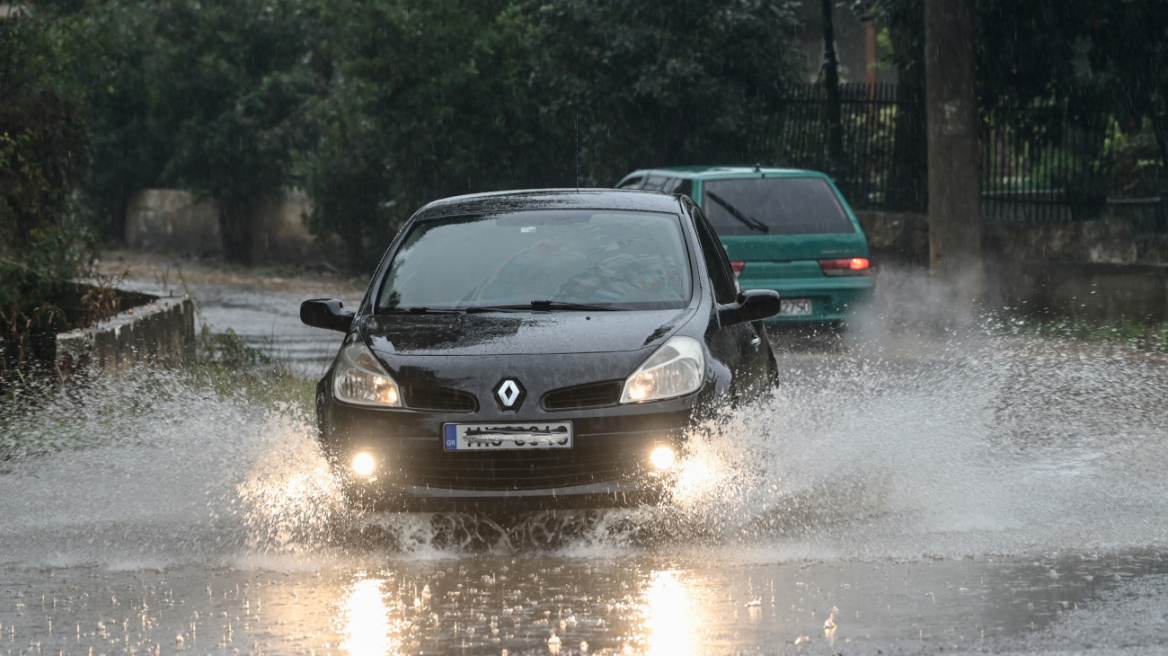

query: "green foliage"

left=0, top=12, right=95, bottom=379
left=1002, top=315, right=1168, bottom=354
left=300, top=0, right=803, bottom=266
left=74, top=2, right=172, bottom=242
left=515, top=0, right=804, bottom=182
left=197, top=325, right=272, bottom=369
left=149, top=0, right=318, bottom=263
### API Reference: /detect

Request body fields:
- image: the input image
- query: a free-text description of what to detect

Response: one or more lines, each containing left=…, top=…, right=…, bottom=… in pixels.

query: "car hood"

left=361, top=308, right=694, bottom=356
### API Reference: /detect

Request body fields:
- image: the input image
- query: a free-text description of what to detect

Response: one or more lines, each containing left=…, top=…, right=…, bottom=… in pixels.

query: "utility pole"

left=924, top=0, right=983, bottom=300
left=821, top=0, right=844, bottom=177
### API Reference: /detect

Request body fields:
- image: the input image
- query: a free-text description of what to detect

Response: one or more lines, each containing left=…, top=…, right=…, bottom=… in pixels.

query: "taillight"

left=730, top=261, right=745, bottom=278
left=818, top=257, right=870, bottom=276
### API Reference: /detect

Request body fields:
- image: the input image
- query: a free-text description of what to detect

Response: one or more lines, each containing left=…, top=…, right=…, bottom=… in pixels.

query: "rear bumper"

left=745, top=276, right=874, bottom=323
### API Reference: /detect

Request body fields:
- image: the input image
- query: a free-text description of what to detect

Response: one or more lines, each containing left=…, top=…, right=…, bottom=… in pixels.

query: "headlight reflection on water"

left=341, top=577, right=400, bottom=656
left=642, top=570, right=698, bottom=655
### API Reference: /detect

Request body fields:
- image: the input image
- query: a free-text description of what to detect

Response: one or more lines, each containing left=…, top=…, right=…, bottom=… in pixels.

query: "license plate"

left=780, top=299, right=813, bottom=315
left=443, top=422, right=573, bottom=451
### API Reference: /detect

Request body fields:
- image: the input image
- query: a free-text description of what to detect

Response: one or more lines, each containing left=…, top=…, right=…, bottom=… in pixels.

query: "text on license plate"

left=444, top=422, right=573, bottom=451
left=780, top=299, right=813, bottom=315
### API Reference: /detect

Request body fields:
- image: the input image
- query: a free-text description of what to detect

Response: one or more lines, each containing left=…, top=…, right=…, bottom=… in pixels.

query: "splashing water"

left=1, top=313, right=1168, bottom=567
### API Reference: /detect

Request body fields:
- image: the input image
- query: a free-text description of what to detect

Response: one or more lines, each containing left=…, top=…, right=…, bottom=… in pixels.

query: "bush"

left=0, top=13, right=98, bottom=382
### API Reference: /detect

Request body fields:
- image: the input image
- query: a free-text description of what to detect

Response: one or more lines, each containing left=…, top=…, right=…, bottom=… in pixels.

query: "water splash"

left=1, top=312, right=1168, bottom=566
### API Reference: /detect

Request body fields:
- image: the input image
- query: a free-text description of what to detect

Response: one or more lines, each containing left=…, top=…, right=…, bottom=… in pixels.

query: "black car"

left=301, top=189, right=781, bottom=511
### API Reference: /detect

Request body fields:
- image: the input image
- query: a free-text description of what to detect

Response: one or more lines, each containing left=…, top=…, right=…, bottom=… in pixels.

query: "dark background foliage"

left=5, top=0, right=1168, bottom=370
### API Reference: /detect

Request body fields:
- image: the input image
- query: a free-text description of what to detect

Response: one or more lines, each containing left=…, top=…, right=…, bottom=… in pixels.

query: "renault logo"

left=493, top=378, right=526, bottom=411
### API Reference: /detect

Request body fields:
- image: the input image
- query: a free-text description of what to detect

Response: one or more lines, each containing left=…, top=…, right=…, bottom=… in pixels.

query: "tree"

left=301, top=0, right=805, bottom=266
left=516, top=0, right=804, bottom=185
left=150, top=0, right=317, bottom=263
left=821, top=0, right=845, bottom=176
left=0, top=12, right=94, bottom=377
left=77, top=3, right=173, bottom=243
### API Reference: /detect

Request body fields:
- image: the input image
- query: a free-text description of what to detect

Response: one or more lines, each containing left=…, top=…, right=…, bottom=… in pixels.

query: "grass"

left=190, top=325, right=318, bottom=420
left=999, top=315, right=1168, bottom=352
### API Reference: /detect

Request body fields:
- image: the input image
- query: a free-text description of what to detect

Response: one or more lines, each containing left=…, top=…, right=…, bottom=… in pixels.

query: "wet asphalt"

left=3, top=275, right=1168, bottom=654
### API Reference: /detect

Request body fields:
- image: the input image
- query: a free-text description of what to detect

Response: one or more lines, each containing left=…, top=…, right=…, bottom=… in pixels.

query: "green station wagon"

left=616, top=166, right=873, bottom=325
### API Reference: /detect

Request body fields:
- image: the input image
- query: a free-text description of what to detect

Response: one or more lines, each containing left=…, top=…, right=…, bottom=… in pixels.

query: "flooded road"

left=4, top=272, right=1168, bottom=654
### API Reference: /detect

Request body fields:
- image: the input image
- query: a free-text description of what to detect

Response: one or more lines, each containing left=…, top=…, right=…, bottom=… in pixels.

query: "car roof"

left=412, top=188, right=685, bottom=220
left=622, top=166, right=826, bottom=180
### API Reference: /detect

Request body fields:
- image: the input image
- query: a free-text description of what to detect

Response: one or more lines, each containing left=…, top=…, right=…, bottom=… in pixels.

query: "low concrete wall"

left=992, top=261, right=1168, bottom=322
left=56, top=293, right=196, bottom=374
left=124, top=189, right=326, bottom=264
left=858, top=206, right=1168, bottom=321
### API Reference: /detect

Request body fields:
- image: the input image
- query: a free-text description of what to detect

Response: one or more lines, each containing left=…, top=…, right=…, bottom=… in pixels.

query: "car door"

left=691, top=206, right=770, bottom=398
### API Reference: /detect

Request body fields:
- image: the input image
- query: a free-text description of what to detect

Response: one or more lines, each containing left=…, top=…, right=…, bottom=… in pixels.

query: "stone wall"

left=251, top=190, right=318, bottom=263
left=125, top=190, right=221, bottom=257
left=857, top=204, right=1168, bottom=321
left=56, top=292, right=196, bottom=374
left=124, top=189, right=327, bottom=264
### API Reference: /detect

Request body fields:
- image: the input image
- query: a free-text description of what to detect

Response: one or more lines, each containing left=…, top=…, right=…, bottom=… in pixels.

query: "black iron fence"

left=982, top=107, right=1165, bottom=228
left=772, top=84, right=1165, bottom=228
left=770, top=83, right=927, bottom=213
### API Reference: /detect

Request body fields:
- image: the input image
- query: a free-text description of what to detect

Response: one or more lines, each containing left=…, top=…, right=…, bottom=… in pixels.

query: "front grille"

left=403, top=385, right=478, bottom=412
left=390, top=435, right=651, bottom=490
left=541, top=381, right=623, bottom=410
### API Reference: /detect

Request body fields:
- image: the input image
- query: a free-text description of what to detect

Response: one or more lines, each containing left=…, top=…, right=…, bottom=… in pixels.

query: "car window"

left=702, top=176, right=855, bottom=236
left=377, top=210, right=692, bottom=312
left=691, top=208, right=738, bottom=304
left=668, top=178, right=693, bottom=198
left=641, top=175, right=669, bottom=191
left=617, top=175, right=644, bottom=189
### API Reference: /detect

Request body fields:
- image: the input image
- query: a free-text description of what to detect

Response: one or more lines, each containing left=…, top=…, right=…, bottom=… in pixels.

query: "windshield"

left=702, top=177, right=855, bottom=236
left=376, top=210, right=692, bottom=312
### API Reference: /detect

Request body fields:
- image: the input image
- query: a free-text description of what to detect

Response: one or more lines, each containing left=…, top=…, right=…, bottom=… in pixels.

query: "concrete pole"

left=924, top=0, right=983, bottom=302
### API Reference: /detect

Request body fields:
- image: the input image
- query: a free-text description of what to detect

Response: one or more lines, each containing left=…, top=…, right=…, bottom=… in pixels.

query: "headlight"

left=333, top=341, right=401, bottom=407
left=620, top=336, right=704, bottom=403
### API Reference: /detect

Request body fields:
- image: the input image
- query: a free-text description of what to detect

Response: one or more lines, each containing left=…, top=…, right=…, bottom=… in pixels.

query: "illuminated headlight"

left=620, top=336, right=704, bottom=403
left=649, top=445, right=676, bottom=470
left=352, top=452, right=376, bottom=477
left=333, top=341, right=401, bottom=407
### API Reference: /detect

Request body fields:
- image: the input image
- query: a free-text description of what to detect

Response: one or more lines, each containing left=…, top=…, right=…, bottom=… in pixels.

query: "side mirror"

left=718, top=289, right=781, bottom=327
left=301, top=299, right=355, bottom=333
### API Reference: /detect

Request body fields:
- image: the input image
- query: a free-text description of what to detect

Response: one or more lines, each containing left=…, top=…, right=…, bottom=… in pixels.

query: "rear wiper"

left=706, top=191, right=770, bottom=234
left=464, top=301, right=617, bottom=313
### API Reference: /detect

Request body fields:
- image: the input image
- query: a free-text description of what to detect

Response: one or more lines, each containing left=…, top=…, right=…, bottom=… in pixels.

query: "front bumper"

left=349, top=478, right=669, bottom=512
left=322, top=394, right=699, bottom=512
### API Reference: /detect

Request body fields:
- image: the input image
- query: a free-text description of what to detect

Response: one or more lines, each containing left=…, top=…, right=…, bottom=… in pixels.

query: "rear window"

left=702, top=177, right=855, bottom=236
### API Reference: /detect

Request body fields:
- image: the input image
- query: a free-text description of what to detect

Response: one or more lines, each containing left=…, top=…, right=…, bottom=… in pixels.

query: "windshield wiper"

left=530, top=300, right=616, bottom=312
left=705, top=191, right=770, bottom=234
left=463, top=301, right=617, bottom=313
left=385, top=306, right=465, bottom=314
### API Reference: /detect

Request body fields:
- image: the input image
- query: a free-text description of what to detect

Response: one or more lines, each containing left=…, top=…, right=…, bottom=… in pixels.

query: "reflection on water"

left=642, top=571, right=695, bottom=655
left=342, top=577, right=398, bottom=656
left=5, top=551, right=1168, bottom=655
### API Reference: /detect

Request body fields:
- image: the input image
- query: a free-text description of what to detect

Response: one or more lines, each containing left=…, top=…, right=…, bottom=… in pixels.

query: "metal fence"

left=981, top=107, right=1165, bottom=227
left=772, top=85, right=1165, bottom=228
left=770, top=83, right=927, bottom=213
